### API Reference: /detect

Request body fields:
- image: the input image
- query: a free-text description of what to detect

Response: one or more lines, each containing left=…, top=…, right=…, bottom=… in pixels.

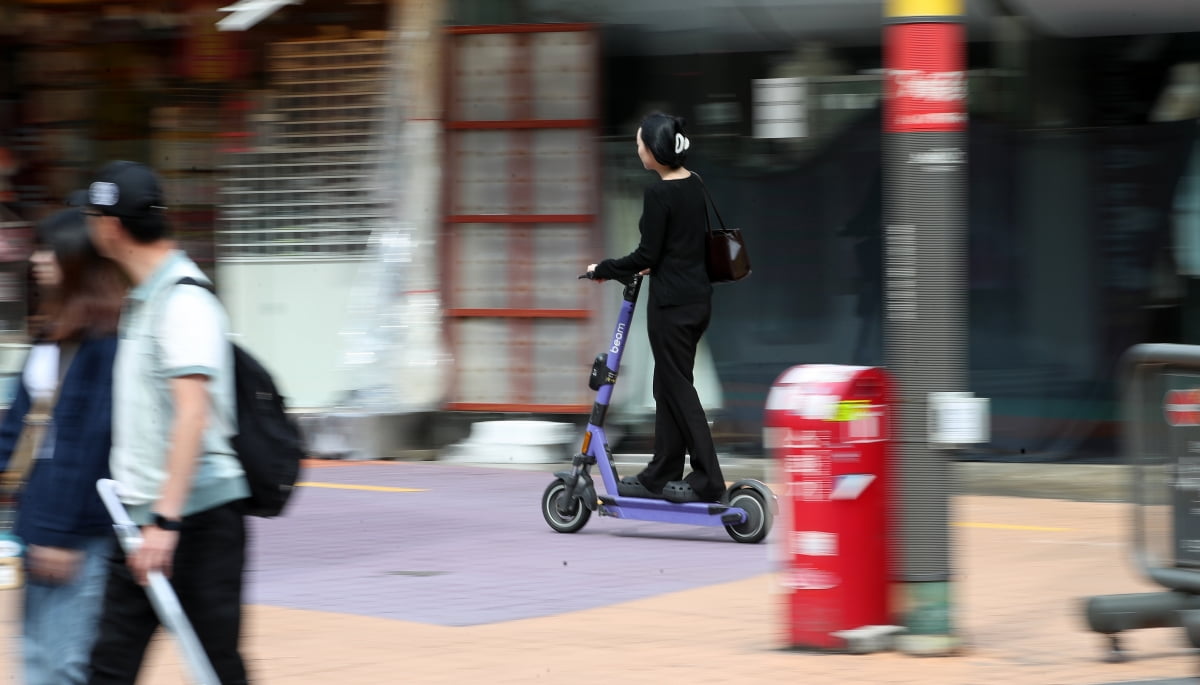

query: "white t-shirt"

left=158, top=286, right=229, bottom=383
left=109, top=252, right=245, bottom=520
left=23, top=343, right=59, bottom=402
left=23, top=342, right=60, bottom=460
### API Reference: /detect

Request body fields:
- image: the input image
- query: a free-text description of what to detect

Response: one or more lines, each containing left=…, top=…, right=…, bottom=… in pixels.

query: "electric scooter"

left=540, top=272, right=775, bottom=543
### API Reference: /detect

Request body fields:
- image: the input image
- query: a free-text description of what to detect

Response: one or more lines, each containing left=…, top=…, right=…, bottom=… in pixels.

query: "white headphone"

left=674, top=133, right=690, bottom=154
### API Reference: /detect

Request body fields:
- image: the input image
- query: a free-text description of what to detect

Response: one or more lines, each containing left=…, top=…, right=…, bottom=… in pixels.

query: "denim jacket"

left=0, top=336, right=117, bottom=548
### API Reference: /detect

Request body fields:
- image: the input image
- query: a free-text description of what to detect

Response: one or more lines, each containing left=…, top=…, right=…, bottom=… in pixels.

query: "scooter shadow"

left=600, top=525, right=742, bottom=544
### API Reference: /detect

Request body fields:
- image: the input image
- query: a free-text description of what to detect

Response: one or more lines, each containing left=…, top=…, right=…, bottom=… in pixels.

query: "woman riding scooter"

left=587, top=112, right=726, bottom=504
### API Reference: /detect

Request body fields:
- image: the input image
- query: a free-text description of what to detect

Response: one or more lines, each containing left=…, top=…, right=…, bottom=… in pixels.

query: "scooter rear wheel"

left=725, top=488, right=771, bottom=544
left=542, top=480, right=591, bottom=534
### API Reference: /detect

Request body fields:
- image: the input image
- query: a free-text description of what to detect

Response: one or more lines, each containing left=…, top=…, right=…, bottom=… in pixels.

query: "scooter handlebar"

left=579, top=271, right=638, bottom=286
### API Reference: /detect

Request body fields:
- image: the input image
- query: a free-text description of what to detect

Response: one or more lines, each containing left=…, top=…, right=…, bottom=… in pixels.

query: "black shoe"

left=617, top=476, right=662, bottom=499
left=662, top=480, right=701, bottom=503
left=663, top=480, right=723, bottom=504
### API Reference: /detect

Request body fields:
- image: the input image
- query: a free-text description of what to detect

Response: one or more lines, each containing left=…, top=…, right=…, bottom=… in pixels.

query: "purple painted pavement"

left=243, top=462, right=772, bottom=626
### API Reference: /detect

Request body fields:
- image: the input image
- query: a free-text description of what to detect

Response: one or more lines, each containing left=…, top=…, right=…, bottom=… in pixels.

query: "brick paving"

left=1, top=460, right=1197, bottom=684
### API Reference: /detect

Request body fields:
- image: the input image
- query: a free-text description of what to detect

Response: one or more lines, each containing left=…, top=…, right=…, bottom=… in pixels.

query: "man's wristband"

left=152, top=513, right=183, bottom=532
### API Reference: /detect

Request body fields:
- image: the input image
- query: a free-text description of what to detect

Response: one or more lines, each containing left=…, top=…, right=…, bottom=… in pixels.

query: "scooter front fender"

left=554, top=470, right=598, bottom=512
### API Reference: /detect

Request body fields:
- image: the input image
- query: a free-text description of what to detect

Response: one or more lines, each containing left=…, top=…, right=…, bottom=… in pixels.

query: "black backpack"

left=176, top=278, right=306, bottom=517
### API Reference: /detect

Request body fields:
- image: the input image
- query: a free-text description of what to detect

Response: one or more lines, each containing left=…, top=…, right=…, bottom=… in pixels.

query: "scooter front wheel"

left=725, top=488, right=771, bottom=544
left=542, top=480, right=592, bottom=534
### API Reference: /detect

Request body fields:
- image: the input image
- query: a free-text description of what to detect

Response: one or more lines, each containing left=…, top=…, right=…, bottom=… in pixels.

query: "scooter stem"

left=590, top=274, right=642, bottom=426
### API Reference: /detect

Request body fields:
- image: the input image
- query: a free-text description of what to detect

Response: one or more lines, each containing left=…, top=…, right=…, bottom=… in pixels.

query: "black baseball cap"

left=85, top=161, right=166, bottom=219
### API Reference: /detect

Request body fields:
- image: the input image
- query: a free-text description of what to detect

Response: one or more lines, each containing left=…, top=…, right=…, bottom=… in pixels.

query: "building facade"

left=1, top=0, right=1198, bottom=462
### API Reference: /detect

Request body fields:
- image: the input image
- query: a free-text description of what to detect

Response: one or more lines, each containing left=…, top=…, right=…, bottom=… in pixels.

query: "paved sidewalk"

left=1, top=460, right=1196, bottom=684
left=460, top=455, right=1139, bottom=503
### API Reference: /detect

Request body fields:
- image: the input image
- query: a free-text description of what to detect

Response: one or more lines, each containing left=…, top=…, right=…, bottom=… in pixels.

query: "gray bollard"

left=1084, top=591, right=1200, bottom=633
left=1084, top=591, right=1200, bottom=662
left=1179, top=609, right=1200, bottom=648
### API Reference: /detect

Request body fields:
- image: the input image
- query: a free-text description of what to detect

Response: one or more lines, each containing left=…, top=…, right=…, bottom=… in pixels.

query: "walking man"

left=82, top=161, right=250, bottom=684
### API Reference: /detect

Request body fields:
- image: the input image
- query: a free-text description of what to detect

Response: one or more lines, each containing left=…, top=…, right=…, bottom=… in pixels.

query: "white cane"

left=96, top=479, right=221, bottom=685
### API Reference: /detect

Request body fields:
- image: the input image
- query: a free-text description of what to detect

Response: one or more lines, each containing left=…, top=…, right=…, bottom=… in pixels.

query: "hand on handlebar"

left=580, top=264, right=605, bottom=282
left=579, top=265, right=647, bottom=283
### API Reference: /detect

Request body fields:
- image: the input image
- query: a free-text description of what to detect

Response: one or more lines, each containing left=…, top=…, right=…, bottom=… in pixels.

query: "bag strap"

left=52, top=342, right=77, bottom=409
left=692, top=172, right=729, bottom=235
left=2, top=340, right=78, bottom=486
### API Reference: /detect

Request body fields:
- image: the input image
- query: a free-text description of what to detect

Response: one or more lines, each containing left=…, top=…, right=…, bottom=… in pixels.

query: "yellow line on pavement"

left=297, top=482, right=427, bottom=493
left=956, top=522, right=1070, bottom=533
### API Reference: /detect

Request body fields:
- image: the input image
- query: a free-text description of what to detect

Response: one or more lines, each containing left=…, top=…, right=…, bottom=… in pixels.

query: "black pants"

left=638, top=299, right=726, bottom=499
left=88, top=502, right=248, bottom=685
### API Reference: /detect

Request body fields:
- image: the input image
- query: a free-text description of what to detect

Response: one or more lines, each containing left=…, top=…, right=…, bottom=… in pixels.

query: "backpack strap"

left=143, top=277, right=220, bottom=380
left=147, top=276, right=217, bottom=345
left=176, top=276, right=215, bottom=294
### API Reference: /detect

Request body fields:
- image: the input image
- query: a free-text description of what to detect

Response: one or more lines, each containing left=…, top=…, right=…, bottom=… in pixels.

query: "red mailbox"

left=764, top=364, right=893, bottom=650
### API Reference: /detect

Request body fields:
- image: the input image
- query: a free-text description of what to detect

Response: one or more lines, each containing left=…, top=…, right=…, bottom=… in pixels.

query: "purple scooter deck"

left=598, top=494, right=746, bottom=526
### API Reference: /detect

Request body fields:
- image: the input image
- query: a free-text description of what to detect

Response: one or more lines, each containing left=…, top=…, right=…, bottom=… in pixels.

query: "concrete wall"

left=217, top=259, right=364, bottom=409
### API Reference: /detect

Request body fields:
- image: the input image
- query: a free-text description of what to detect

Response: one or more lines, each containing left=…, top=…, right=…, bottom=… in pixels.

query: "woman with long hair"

left=0, top=206, right=126, bottom=684
left=587, top=112, right=726, bottom=503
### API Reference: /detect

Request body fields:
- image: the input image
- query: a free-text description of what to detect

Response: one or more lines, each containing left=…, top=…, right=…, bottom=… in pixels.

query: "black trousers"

left=88, top=501, right=248, bottom=685
left=638, top=299, right=726, bottom=499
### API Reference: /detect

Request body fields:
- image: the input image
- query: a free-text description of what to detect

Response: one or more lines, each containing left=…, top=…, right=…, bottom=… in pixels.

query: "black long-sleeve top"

left=595, top=174, right=713, bottom=307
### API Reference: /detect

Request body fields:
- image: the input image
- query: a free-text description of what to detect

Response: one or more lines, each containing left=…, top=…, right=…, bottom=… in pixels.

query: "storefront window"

left=570, top=6, right=1200, bottom=461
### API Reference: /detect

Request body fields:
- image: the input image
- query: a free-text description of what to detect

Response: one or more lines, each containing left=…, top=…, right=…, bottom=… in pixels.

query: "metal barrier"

left=1084, top=343, right=1200, bottom=661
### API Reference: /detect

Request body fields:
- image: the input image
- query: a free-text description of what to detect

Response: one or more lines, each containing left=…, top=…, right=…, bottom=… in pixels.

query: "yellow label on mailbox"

left=833, top=400, right=872, bottom=422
